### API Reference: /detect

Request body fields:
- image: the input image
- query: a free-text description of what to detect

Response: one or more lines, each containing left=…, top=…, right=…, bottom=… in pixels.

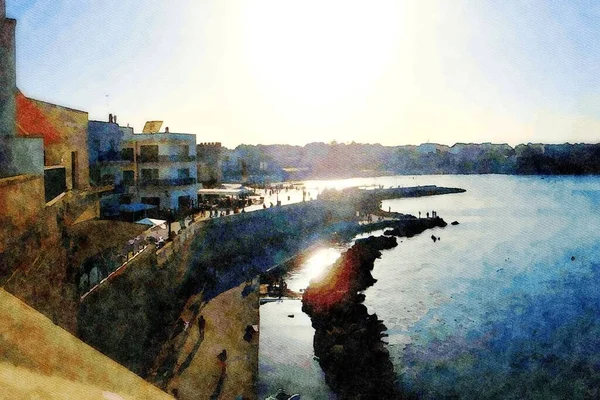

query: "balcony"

left=104, top=158, right=134, bottom=165
left=138, top=177, right=197, bottom=187
left=138, top=155, right=196, bottom=163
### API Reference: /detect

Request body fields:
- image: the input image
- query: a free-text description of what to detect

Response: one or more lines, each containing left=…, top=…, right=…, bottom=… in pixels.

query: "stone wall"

left=0, top=174, right=44, bottom=252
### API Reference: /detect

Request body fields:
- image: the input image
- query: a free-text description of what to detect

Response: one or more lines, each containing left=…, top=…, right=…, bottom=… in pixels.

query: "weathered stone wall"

left=0, top=174, right=44, bottom=252
left=0, top=195, right=137, bottom=335
left=0, top=10, right=16, bottom=137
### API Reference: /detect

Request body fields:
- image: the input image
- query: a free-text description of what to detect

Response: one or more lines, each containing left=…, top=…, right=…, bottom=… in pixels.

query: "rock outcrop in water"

left=302, top=235, right=400, bottom=399
left=302, top=217, right=448, bottom=398
left=382, top=216, right=447, bottom=238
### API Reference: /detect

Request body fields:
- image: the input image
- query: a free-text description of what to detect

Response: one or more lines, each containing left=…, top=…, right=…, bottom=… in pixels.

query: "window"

left=121, top=148, right=134, bottom=162
left=101, top=173, right=115, bottom=186
left=141, top=169, right=159, bottom=184
left=178, top=195, right=191, bottom=210
left=140, top=145, right=159, bottom=162
left=177, top=168, right=190, bottom=179
left=177, top=145, right=189, bottom=157
left=122, top=170, right=134, bottom=185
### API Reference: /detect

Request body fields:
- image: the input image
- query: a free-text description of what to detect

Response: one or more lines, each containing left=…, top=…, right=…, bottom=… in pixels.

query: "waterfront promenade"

left=78, top=185, right=314, bottom=300
left=77, top=183, right=464, bottom=398
left=79, top=184, right=465, bottom=301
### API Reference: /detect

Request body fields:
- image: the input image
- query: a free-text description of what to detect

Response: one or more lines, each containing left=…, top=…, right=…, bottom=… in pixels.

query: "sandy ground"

left=164, top=279, right=260, bottom=400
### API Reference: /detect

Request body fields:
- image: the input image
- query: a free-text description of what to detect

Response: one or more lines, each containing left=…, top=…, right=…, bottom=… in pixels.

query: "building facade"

left=0, top=0, right=97, bottom=252
left=87, top=118, right=124, bottom=187
left=120, top=127, right=201, bottom=212
left=196, top=142, right=223, bottom=187
left=0, top=2, right=43, bottom=179
left=16, top=92, right=91, bottom=193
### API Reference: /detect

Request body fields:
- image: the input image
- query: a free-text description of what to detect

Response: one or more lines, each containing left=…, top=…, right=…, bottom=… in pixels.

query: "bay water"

left=259, top=175, right=600, bottom=399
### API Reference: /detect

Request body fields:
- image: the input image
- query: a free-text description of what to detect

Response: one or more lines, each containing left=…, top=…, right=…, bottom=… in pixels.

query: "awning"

left=198, top=187, right=253, bottom=196
left=135, top=218, right=166, bottom=229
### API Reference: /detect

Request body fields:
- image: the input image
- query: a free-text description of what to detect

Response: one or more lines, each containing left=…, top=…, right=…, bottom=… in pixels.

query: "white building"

left=119, top=126, right=201, bottom=212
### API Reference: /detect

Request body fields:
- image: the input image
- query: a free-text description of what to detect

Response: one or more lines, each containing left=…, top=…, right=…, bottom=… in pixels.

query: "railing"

left=105, top=158, right=134, bottom=164
left=80, top=235, right=150, bottom=301
left=139, top=155, right=196, bottom=163
left=138, top=154, right=159, bottom=163
left=138, top=177, right=197, bottom=187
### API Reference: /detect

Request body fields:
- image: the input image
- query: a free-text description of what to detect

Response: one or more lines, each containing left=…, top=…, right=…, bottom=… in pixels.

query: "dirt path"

left=161, top=278, right=260, bottom=399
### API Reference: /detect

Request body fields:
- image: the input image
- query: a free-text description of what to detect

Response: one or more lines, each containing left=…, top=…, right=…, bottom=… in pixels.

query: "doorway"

left=71, top=151, right=78, bottom=189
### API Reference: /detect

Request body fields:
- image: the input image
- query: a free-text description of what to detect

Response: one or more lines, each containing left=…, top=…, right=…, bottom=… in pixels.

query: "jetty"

left=319, top=184, right=466, bottom=213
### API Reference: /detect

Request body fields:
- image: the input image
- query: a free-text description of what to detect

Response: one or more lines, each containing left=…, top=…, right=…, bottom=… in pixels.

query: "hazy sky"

left=8, top=1, right=600, bottom=148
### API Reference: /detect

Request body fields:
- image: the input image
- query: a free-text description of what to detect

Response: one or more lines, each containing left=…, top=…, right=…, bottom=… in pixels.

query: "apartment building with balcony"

left=87, top=117, right=124, bottom=188
left=119, top=126, right=201, bottom=212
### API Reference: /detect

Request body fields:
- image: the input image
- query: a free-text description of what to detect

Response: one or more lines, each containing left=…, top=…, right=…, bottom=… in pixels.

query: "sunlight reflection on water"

left=286, top=248, right=342, bottom=293
left=260, top=175, right=600, bottom=398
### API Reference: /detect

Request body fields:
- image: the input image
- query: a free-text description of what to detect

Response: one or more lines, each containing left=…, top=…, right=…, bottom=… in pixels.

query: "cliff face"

left=77, top=201, right=357, bottom=378
left=1, top=215, right=147, bottom=331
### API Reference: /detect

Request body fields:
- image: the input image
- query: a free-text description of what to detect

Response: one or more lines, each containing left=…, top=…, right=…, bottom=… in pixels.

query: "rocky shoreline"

left=301, top=217, right=448, bottom=399
left=302, top=236, right=400, bottom=399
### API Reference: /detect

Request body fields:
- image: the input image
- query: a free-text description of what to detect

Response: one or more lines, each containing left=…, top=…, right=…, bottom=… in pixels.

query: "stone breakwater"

left=319, top=185, right=466, bottom=214
left=302, top=217, right=448, bottom=399
left=383, top=216, right=448, bottom=237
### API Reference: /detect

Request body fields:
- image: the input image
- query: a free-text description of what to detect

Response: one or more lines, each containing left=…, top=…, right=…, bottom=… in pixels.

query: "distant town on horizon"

left=217, top=141, right=600, bottom=182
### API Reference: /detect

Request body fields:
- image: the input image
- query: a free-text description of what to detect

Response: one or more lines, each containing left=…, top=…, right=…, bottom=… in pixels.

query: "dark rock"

left=301, top=236, right=401, bottom=398
left=451, top=221, right=459, bottom=225
left=216, top=349, right=227, bottom=362
left=384, top=217, right=447, bottom=238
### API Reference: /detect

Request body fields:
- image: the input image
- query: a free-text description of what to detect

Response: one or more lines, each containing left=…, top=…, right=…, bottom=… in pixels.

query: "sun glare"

left=305, top=248, right=341, bottom=280
left=242, top=1, right=402, bottom=109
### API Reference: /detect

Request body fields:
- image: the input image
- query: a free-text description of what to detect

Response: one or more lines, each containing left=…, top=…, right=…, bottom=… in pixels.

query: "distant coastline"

left=220, top=142, right=600, bottom=183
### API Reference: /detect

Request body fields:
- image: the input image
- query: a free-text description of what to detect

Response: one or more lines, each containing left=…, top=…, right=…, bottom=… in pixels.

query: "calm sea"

left=259, top=175, right=600, bottom=399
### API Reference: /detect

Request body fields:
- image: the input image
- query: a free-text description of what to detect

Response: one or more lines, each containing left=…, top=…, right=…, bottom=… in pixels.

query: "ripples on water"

left=260, top=175, right=600, bottom=398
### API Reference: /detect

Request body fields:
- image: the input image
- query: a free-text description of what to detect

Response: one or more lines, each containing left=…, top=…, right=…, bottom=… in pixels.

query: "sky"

left=7, top=0, right=600, bottom=148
